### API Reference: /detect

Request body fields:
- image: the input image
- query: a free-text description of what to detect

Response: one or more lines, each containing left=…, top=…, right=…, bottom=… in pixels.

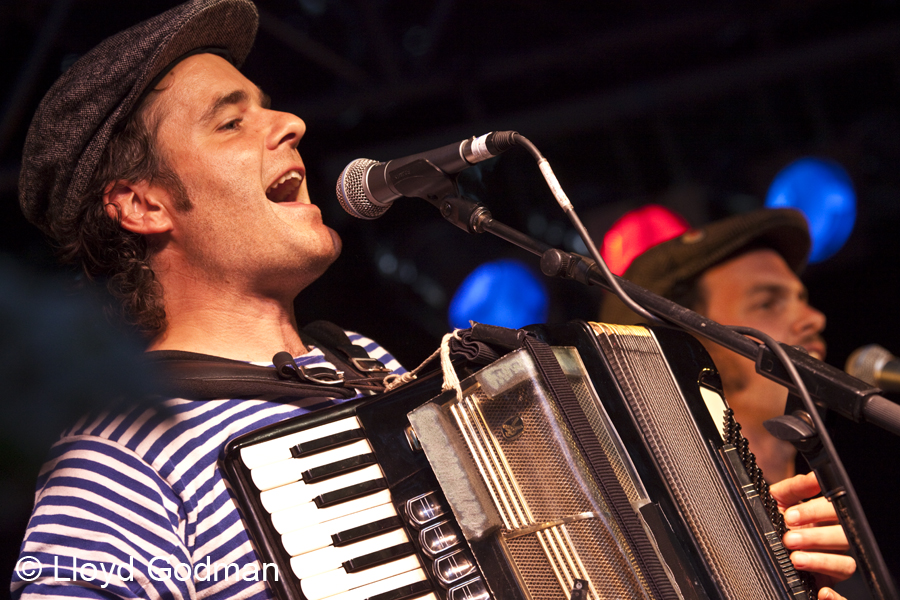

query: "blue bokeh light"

left=765, top=157, right=856, bottom=263
left=448, top=259, right=549, bottom=330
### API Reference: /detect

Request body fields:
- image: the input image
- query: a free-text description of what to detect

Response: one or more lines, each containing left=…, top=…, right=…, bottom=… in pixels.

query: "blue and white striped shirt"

left=11, top=332, right=404, bottom=599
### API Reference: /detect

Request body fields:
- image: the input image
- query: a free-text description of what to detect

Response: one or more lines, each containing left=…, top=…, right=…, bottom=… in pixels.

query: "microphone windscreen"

left=845, top=344, right=893, bottom=385
left=336, top=158, right=387, bottom=220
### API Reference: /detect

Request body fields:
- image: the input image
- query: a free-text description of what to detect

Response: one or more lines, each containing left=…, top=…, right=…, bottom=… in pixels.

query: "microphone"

left=845, top=344, right=900, bottom=392
left=336, top=131, right=518, bottom=219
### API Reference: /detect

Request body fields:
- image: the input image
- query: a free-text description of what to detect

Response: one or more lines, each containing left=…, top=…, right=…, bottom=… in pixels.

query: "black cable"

left=727, top=326, right=836, bottom=459
left=512, top=133, right=664, bottom=326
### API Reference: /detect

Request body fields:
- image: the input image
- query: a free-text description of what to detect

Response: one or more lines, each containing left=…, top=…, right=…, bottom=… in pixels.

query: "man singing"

left=12, top=1, right=852, bottom=598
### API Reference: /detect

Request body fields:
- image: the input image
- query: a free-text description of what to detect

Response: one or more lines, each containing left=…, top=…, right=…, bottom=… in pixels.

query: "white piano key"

left=258, top=463, right=384, bottom=513
left=325, top=570, right=436, bottom=600
left=282, top=502, right=399, bottom=557
left=252, top=439, right=373, bottom=492
left=272, top=489, right=393, bottom=535
left=300, top=555, right=422, bottom=600
left=240, top=416, right=361, bottom=469
left=290, top=528, right=410, bottom=580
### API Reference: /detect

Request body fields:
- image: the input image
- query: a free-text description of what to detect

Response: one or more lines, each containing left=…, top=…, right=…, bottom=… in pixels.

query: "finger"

left=783, top=525, right=849, bottom=552
left=784, top=497, right=840, bottom=528
left=818, top=588, right=847, bottom=600
left=770, top=472, right=821, bottom=510
left=790, top=551, right=856, bottom=582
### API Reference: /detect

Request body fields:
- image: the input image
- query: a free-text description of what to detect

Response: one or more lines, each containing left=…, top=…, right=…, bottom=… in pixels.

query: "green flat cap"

left=599, top=208, right=811, bottom=325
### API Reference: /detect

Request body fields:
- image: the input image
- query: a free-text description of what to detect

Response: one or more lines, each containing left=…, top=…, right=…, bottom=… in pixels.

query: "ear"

left=103, top=180, right=174, bottom=235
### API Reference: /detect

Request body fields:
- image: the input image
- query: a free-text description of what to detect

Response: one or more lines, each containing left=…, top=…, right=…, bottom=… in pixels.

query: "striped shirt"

left=11, top=332, right=404, bottom=599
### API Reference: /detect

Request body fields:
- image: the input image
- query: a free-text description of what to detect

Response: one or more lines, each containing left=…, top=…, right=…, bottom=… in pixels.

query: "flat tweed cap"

left=600, top=208, right=811, bottom=325
left=19, top=0, right=259, bottom=241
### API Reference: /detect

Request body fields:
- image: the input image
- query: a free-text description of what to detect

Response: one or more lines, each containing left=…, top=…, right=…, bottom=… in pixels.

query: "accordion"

left=222, top=321, right=813, bottom=600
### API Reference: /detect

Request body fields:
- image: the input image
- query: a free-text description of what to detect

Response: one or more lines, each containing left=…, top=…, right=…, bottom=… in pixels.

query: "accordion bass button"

left=419, top=520, right=461, bottom=556
left=448, top=577, right=489, bottom=600
left=433, top=549, right=476, bottom=586
left=406, top=492, right=446, bottom=526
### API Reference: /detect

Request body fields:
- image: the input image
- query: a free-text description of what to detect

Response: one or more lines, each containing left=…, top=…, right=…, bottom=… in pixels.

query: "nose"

left=267, top=110, right=306, bottom=150
left=794, top=302, right=826, bottom=339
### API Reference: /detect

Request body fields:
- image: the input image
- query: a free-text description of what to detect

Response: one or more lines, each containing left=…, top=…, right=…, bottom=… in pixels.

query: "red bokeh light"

left=601, top=204, right=690, bottom=275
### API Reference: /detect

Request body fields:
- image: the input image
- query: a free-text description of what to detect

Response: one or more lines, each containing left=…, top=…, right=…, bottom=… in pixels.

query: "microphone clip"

left=429, top=193, right=491, bottom=234
left=388, top=158, right=457, bottom=200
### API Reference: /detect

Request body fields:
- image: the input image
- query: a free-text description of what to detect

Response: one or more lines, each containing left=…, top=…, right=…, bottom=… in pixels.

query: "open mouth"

left=266, top=170, right=303, bottom=203
left=803, top=342, right=826, bottom=361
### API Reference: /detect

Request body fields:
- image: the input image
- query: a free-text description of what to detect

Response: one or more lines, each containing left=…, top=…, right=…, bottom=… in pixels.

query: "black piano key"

left=291, top=428, right=367, bottom=458
left=332, top=516, right=405, bottom=547
left=302, top=452, right=378, bottom=484
left=314, top=477, right=388, bottom=509
left=342, top=542, right=416, bottom=574
left=367, top=579, right=433, bottom=600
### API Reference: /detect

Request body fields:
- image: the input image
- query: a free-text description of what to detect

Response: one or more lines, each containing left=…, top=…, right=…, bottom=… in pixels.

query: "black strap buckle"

left=350, top=357, right=391, bottom=374
left=297, top=365, right=345, bottom=385
left=274, top=351, right=345, bottom=386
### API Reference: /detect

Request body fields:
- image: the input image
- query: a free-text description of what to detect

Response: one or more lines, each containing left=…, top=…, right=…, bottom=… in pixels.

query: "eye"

left=219, top=118, right=242, bottom=131
left=756, top=294, right=784, bottom=312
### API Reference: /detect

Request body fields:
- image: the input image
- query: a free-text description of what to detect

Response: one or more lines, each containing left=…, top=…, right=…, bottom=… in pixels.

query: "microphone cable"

left=511, top=133, right=665, bottom=326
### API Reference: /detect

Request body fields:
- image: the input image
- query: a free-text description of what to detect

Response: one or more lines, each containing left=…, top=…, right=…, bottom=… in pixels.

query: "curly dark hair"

left=52, top=90, right=192, bottom=337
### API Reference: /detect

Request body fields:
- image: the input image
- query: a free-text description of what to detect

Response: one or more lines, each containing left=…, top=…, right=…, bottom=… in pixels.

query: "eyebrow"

left=199, top=86, right=271, bottom=126
left=747, top=282, right=808, bottom=301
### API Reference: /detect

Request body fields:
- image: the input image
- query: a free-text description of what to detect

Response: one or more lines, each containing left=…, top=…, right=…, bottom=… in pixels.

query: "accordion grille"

left=594, top=323, right=781, bottom=600
left=450, top=376, right=656, bottom=600
left=567, top=373, right=644, bottom=506
left=504, top=518, right=652, bottom=599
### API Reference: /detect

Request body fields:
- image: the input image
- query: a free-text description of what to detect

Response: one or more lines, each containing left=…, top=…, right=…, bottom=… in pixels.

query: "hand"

left=769, top=472, right=857, bottom=590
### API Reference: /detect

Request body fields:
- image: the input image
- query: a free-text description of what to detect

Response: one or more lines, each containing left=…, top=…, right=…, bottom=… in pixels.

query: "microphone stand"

left=431, top=192, right=900, bottom=599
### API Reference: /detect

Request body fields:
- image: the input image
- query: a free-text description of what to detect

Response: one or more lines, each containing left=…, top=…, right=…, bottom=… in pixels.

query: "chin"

left=328, top=227, right=343, bottom=257
left=302, top=229, right=341, bottom=279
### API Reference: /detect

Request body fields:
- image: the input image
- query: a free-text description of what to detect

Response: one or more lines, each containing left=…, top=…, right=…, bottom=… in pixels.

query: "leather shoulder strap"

left=300, top=320, right=391, bottom=381
left=146, top=350, right=358, bottom=401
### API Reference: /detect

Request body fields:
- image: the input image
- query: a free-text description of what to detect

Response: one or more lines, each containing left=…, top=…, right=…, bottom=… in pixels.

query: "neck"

left=147, top=267, right=309, bottom=363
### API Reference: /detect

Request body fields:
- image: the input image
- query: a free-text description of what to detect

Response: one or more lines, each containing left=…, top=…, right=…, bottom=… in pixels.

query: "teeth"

left=276, top=171, right=302, bottom=186
left=267, top=170, right=303, bottom=202
left=803, top=347, right=823, bottom=361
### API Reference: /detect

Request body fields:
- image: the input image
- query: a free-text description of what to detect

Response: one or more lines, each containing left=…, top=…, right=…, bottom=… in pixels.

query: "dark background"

left=3, top=0, right=900, bottom=591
